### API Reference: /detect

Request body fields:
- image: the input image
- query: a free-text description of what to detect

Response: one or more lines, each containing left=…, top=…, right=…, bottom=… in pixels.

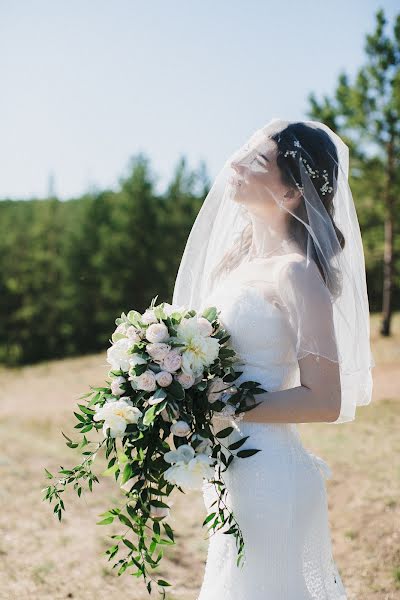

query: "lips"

left=229, top=175, right=242, bottom=187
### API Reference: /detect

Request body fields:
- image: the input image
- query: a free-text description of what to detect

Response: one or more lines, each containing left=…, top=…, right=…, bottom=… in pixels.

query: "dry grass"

left=0, top=312, right=398, bottom=599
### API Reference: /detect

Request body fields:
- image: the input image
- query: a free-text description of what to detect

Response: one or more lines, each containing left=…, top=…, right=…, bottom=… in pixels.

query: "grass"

left=0, top=312, right=398, bottom=599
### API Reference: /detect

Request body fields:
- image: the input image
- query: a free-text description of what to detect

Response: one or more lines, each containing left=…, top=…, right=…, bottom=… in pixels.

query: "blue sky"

left=0, top=1, right=398, bottom=200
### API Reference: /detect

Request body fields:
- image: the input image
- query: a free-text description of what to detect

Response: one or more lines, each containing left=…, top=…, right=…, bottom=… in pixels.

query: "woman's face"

left=228, top=133, right=298, bottom=217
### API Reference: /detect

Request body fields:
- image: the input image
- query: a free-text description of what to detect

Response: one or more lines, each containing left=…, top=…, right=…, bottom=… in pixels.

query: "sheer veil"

left=172, top=118, right=375, bottom=423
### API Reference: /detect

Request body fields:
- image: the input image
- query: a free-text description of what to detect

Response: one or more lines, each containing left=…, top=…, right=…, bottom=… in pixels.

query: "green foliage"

left=41, top=303, right=266, bottom=596
left=307, top=8, right=400, bottom=312
left=0, top=153, right=208, bottom=365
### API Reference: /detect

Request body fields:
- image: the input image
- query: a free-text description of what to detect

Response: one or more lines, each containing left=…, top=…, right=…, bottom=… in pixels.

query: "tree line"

left=0, top=8, right=398, bottom=366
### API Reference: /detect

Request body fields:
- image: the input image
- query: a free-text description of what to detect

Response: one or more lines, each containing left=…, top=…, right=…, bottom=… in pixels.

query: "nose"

left=231, top=161, right=242, bottom=174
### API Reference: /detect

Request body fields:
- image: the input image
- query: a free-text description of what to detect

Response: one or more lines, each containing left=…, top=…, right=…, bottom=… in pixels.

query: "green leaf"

left=73, top=411, right=86, bottom=423
left=77, top=403, right=96, bottom=415
left=97, top=517, right=114, bottom=525
left=143, top=404, right=157, bottom=426
left=228, top=436, right=249, bottom=450
left=117, top=449, right=129, bottom=464
left=236, top=448, right=262, bottom=458
left=44, top=468, right=53, bottom=479
left=80, top=424, right=93, bottom=433
left=118, top=514, right=133, bottom=529
left=202, top=512, right=216, bottom=526
left=201, top=306, right=217, bottom=321
left=157, top=579, right=172, bottom=587
left=162, top=522, right=174, bottom=542
left=149, top=499, right=170, bottom=509
left=101, top=462, right=119, bottom=477
left=123, top=538, right=136, bottom=551
left=121, top=463, right=132, bottom=484
left=151, top=387, right=167, bottom=401
left=215, top=426, right=234, bottom=438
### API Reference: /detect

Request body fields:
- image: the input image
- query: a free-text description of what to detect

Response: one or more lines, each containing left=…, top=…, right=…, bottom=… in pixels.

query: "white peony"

left=93, top=398, right=142, bottom=438
left=135, top=369, right=157, bottom=392
left=146, top=342, right=171, bottom=362
left=163, top=444, right=215, bottom=490
left=107, top=338, right=133, bottom=372
left=197, top=317, right=213, bottom=337
left=146, top=322, right=170, bottom=344
left=161, top=349, right=182, bottom=373
left=170, top=420, right=191, bottom=437
left=155, top=370, right=173, bottom=387
left=176, top=316, right=220, bottom=377
left=141, top=309, right=158, bottom=325
left=110, top=376, right=126, bottom=396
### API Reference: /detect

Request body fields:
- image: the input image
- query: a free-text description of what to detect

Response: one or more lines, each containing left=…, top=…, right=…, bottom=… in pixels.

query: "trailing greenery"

left=42, top=297, right=266, bottom=597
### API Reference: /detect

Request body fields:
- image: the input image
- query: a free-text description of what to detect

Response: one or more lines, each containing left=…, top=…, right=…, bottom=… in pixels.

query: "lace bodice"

left=201, top=256, right=302, bottom=396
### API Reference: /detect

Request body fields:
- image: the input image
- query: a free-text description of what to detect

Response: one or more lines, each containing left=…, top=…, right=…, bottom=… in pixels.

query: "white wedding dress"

left=197, top=255, right=347, bottom=600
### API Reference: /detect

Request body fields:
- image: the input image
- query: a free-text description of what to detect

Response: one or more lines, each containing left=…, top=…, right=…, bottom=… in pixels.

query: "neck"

left=248, top=212, right=293, bottom=259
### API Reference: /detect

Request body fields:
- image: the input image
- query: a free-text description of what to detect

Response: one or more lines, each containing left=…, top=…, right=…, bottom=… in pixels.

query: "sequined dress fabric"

left=196, top=258, right=347, bottom=600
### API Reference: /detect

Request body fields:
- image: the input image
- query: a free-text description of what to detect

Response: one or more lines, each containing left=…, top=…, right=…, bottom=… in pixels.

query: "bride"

left=172, top=118, right=375, bottom=599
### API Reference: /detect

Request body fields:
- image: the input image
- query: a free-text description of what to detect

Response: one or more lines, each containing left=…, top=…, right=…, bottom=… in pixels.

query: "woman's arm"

left=241, top=353, right=341, bottom=424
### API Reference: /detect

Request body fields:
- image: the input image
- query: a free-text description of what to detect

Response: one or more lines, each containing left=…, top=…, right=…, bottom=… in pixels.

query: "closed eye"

left=256, top=154, right=269, bottom=166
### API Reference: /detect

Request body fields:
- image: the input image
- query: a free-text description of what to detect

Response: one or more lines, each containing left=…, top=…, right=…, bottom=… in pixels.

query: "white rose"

left=197, top=317, right=213, bottom=337
left=155, top=371, right=173, bottom=387
left=206, top=376, right=228, bottom=403
left=126, top=326, right=141, bottom=343
left=110, top=376, right=126, bottom=396
left=161, top=350, right=182, bottom=373
left=146, top=342, right=171, bottom=362
left=136, top=370, right=157, bottom=392
left=146, top=322, right=170, bottom=344
left=107, top=338, right=133, bottom=372
left=170, top=420, right=191, bottom=437
left=93, top=398, right=142, bottom=438
left=175, top=371, right=195, bottom=389
left=141, top=309, right=158, bottom=325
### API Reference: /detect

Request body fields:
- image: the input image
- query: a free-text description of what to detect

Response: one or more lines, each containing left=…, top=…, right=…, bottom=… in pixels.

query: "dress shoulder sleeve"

left=276, top=258, right=340, bottom=363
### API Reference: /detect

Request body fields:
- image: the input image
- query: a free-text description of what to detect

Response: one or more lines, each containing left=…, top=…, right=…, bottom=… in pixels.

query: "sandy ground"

left=0, top=313, right=399, bottom=600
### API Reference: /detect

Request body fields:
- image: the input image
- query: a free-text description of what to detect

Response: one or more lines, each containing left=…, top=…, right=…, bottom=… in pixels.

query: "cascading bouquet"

left=42, top=297, right=266, bottom=597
